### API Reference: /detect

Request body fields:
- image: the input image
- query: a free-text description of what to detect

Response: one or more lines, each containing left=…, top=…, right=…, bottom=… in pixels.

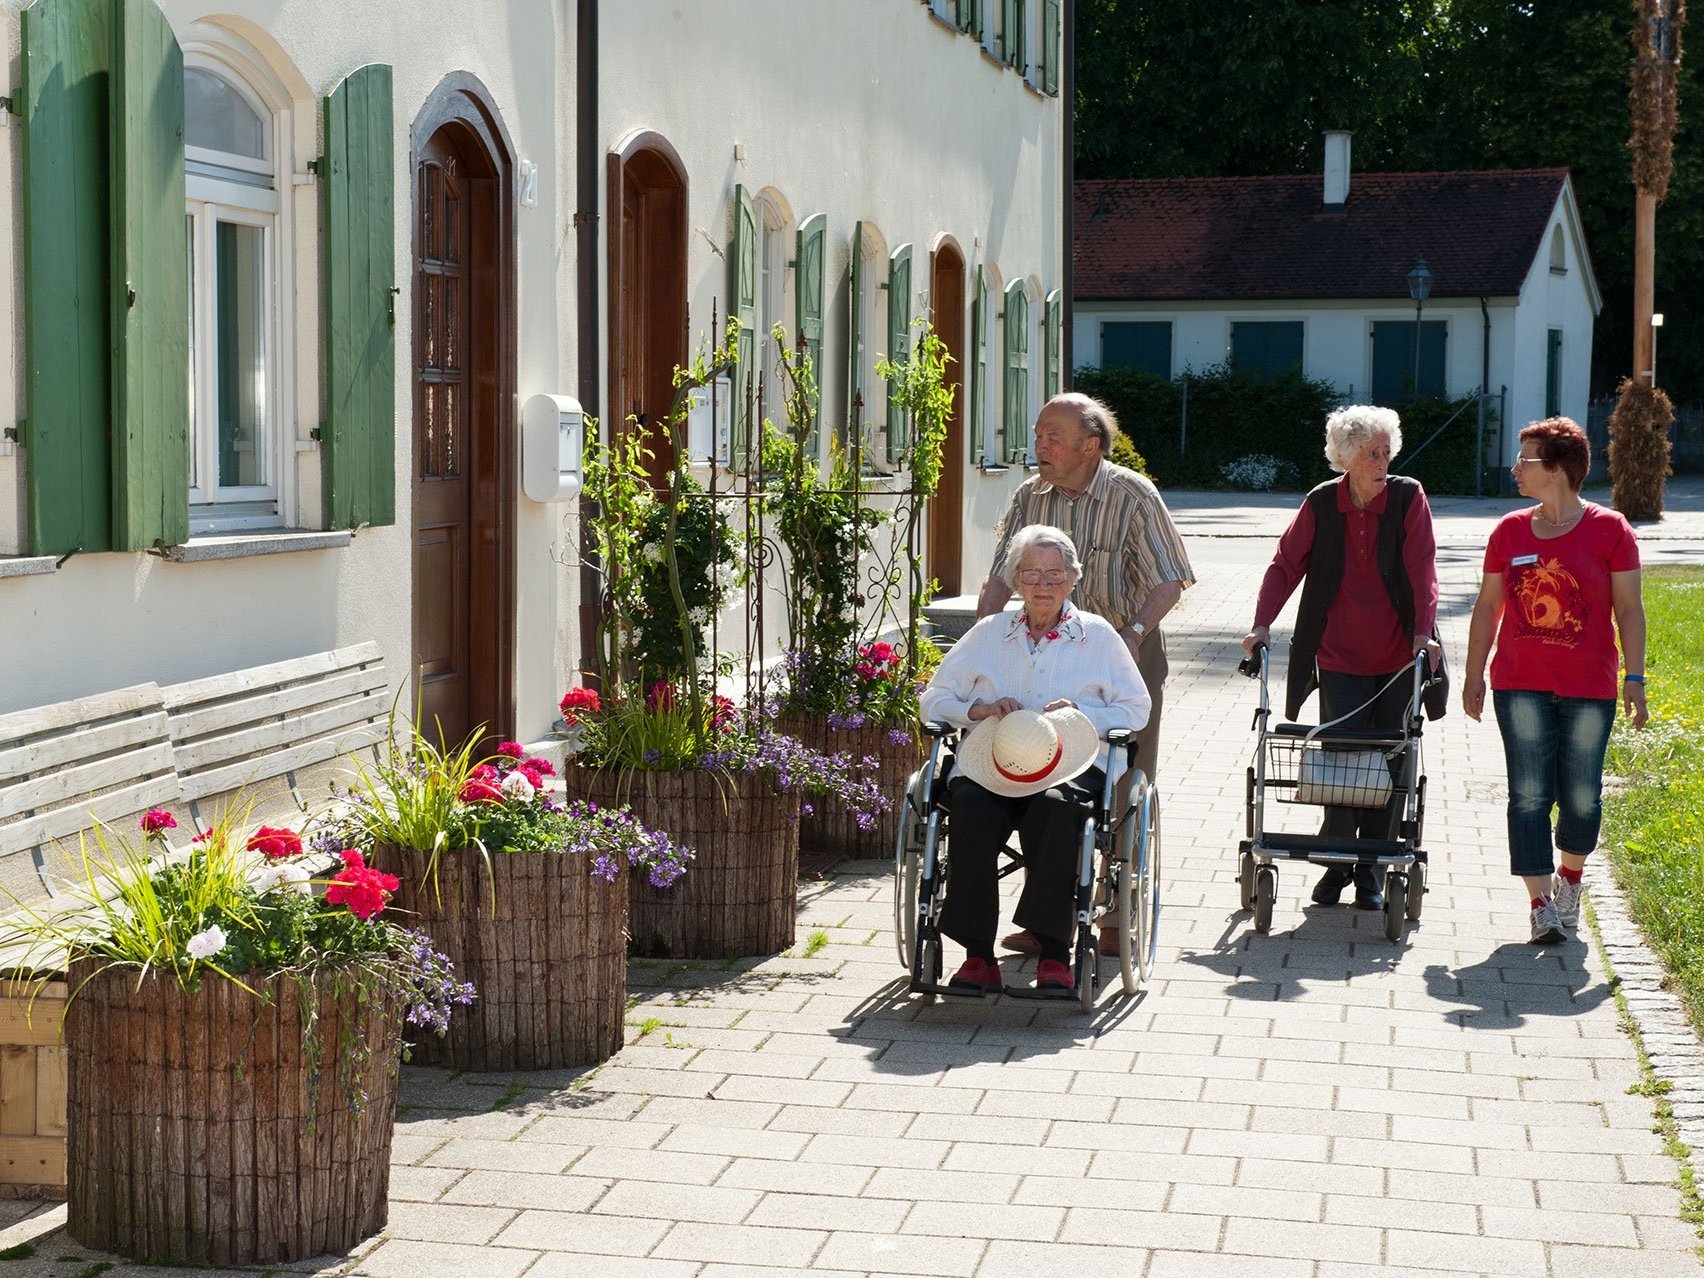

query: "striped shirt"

left=989, top=461, right=1195, bottom=632
left=919, top=604, right=1152, bottom=782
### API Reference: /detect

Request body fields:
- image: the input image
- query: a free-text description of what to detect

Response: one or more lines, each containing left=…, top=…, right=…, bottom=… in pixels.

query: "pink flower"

left=559, top=687, right=602, bottom=725
left=495, top=741, right=525, bottom=760
left=468, top=763, right=500, bottom=782
left=518, top=756, right=556, bottom=783
left=192, top=829, right=216, bottom=845
left=645, top=681, right=677, bottom=713
left=1047, top=630, right=1060, bottom=641
left=140, top=809, right=177, bottom=837
left=325, top=850, right=400, bottom=920
left=855, top=663, right=879, bottom=680
left=709, top=695, right=737, bottom=732
left=246, top=826, right=303, bottom=860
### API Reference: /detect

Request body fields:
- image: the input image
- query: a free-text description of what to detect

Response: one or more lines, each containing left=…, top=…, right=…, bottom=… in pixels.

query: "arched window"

left=1550, top=225, right=1567, bottom=274
left=183, top=40, right=296, bottom=531
left=754, top=191, right=793, bottom=413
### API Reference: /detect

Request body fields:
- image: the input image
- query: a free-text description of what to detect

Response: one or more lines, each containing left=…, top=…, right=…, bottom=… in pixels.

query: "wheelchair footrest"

left=910, top=980, right=992, bottom=998
left=1001, top=983, right=1079, bottom=1001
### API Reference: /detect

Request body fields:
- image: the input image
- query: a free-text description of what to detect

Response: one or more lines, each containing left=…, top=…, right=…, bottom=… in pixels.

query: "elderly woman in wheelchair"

left=911, top=524, right=1153, bottom=1000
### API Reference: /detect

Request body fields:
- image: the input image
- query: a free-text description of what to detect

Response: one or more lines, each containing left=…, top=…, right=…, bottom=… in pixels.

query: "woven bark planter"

left=564, top=766, right=799, bottom=958
left=776, top=713, right=923, bottom=859
left=371, top=846, right=627, bottom=1072
left=64, top=960, right=402, bottom=1266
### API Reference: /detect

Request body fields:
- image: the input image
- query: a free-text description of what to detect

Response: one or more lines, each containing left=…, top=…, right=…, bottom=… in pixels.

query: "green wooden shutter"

left=1043, top=288, right=1061, bottom=402
left=21, top=0, right=114, bottom=555
left=1041, top=0, right=1060, bottom=94
left=795, top=212, right=826, bottom=451
left=957, top=0, right=979, bottom=35
left=847, top=221, right=864, bottom=445
left=729, top=183, right=757, bottom=467
left=1003, top=0, right=1023, bottom=69
left=969, top=265, right=987, bottom=464
left=110, top=0, right=188, bottom=550
left=885, top=243, right=912, bottom=463
left=322, top=64, right=396, bottom=529
left=1003, top=282, right=1028, bottom=464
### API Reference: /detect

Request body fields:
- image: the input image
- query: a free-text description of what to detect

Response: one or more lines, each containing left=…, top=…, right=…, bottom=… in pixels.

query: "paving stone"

left=976, top=1240, right=1149, bottom=1278
left=748, top=1190, right=910, bottom=1232
left=814, top=1229, right=986, bottom=1276
left=593, top=1179, right=764, bottom=1224
left=492, top=1209, right=670, bottom=1256
left=382, top=1200, right=515, bottom=1244
left=1059, top=1206, right=1223, bottom=1250
left=651, top=1221, right=828, bottom=1267
left=715, top=1156, right=874, bottom=1197
left=427, top=1135, right=592, bottom=1172
left=440, top=1170, right=610, bottom=1211
left=352, top=1240, right=537, bottom=1278
left=1219, top=1216, right=1383, bottom=1265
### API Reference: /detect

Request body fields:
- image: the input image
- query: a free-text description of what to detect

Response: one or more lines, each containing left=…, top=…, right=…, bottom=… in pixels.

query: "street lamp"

left=1406, top=257, right=1433, bottom=397
left=1651, top=311, right=1665, bottom=386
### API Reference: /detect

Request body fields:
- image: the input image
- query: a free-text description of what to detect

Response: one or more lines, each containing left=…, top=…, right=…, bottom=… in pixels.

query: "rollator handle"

left=1237, top=642, right=1268, bottom=680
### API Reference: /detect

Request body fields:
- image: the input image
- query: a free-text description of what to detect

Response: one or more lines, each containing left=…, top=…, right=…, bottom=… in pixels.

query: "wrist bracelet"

left=1624, top=673, right=1646, bottom=684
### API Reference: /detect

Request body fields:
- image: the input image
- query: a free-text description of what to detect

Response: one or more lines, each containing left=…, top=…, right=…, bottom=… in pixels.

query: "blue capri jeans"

left=1492, top=689, right=1617, bottom=877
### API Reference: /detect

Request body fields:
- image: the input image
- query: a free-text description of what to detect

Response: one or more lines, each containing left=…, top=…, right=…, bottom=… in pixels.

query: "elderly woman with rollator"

left=1240, top=405, right=1442, bottom=911
left=1463, top=417, right=1648, bottom=945
left=919, top=524, right=1150, bottom=993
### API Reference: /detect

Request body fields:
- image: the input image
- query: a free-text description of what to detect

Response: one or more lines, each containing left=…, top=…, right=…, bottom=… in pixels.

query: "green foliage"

left=580, top=412, right=651, bottom=682
left=878, top=321, right=956, bottom=502
left=1603, top=566, right=1704, bottom=1039
left=1390, top=393, right=1500, bottom=496
left=342, top=712, right=487, bottom=857
left=1075, top=0, right=1704, bottom=400
left=628, top=467, right=737, bottom=686
left=1108, top=430, right=1150, bottom=478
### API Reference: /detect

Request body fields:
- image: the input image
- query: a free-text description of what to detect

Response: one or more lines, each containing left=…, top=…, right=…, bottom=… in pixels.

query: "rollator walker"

left=894, top=722, right=1161, bottom=1011
left=1237, top=645, right=1436, bottom=943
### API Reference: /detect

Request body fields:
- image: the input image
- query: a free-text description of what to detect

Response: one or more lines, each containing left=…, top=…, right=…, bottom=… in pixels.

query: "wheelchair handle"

left=919, top=720, right=953, bottom=739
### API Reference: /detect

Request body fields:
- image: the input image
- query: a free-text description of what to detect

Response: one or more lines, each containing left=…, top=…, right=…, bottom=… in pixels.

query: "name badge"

left=1511, top=554, right=1539, bottom=566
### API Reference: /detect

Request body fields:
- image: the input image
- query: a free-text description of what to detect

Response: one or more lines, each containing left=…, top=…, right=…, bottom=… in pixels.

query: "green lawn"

left=1602, top=565, right=1704, bottom=1038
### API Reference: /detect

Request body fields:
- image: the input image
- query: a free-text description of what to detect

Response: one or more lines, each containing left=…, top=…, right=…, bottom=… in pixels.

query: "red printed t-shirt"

left=1484, top=504, right=1640, bottom=700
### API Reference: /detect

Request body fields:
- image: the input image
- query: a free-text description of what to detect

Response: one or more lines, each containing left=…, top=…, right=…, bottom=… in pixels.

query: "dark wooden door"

left=611, top=149, right=686, bottom=484
left=928, top=246, right=966, bottom=597
left=413, top=128, right=507, bottom=748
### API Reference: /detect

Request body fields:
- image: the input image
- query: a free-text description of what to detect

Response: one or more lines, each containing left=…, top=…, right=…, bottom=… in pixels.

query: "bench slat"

left=175, top=723, right=386, bottom=804
left=166, top=664, right=389, bottom=744
left=160, top=642, right=383, bottom=712
left=0, top=712, right=175, bottom=789
left=0, top=771, right=182, bottom=861
left=0, top=734, right=178, bottom=824
left=172, top=690, right=389, bottom=777
left=0, top=685, right=164, bottom=744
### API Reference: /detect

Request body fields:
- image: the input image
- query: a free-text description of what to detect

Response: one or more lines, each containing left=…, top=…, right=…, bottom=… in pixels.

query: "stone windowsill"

left=161, top=529, right=354, bottom=563
left=0, top=555, right=58, bottom=580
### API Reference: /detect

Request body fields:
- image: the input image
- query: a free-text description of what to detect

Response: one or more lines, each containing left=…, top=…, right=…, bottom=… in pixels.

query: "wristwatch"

left=1129, top=620, right=1148, bottom=639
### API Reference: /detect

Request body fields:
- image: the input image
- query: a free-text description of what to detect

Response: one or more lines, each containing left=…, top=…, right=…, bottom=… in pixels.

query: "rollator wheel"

left=1406, top=859, right=1425, bottom=921
left=1238, top=847, right=1256, bottom=912
left=1383, top=872, right=1408, bottom=943
left=1253, top=865, right=1277, bottom=934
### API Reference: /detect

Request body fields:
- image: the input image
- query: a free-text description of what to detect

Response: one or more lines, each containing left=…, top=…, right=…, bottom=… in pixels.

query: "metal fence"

left=1585, top=395, right=1704, bottom=474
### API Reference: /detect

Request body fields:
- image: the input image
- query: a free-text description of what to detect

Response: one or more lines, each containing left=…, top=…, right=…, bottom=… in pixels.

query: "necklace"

left=1534, top=504, right=1583, bottom=530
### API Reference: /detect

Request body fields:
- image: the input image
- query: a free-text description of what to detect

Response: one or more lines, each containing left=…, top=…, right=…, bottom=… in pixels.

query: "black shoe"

left=1353, top=866, right=1383, bottom=911
left=1310, top=867, right=1352, bottom=906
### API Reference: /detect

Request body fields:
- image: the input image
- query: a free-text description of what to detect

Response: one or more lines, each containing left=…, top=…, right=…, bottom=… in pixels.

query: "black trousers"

left=1316, top=667, right=1410, bottom=846
left=937, top=770, right=1102, bottom=955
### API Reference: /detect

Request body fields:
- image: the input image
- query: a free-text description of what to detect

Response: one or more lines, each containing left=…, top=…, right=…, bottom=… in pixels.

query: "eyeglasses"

left=1016, top=569, right=1073, bottom=586
left=1513, top=456, right=1547, bottom=466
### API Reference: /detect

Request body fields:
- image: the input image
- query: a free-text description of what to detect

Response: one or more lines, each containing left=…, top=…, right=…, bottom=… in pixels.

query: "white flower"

left=501, top=769, right=538, bottom=799
left=641, top=542, right=665, bottom=565
left=255, top=862, right=312, bottom=895
left=186, top=925, right=228, bottom=960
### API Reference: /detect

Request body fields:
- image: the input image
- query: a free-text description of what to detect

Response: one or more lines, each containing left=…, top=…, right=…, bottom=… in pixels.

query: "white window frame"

left=857, top=227, right=886, bottom=464
left=182, top=40, right=299, bottom=535
left=755, top=194, right=790, bottom=421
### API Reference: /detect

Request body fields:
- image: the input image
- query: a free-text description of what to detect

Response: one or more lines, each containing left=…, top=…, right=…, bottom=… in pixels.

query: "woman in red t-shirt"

left=1463, top=418, right=1648, bottom=946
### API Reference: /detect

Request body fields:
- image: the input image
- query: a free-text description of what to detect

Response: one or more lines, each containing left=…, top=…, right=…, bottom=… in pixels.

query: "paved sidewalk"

left=1, top=489, right=1699, bottom=1276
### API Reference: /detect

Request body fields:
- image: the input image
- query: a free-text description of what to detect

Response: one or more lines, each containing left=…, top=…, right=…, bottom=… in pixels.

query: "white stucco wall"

left=600, top=0, right=1064, bottom=613
left=1507, top=202, right=1600, bottom=463
left=0, top=0, right=573, bottom=736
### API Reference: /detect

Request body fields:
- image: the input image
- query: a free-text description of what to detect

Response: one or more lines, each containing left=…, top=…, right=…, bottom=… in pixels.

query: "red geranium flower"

left=246, top=826, right=303, bottom=860
left=495, top=741, right=525, bottom=760
left=559, top=687, right=602, bottom=724
left=468, top=763, right=500, bottom=782
left=140, top=808, right=177, bottom=836
left=459, top=777, right=505, bottom=804
left=518, top=756, right=556, bottom=783
left=709, top=695, right=737, bottom=732
left=325, top=850, right=400, bottom=920
left=192, top=828, right=215, bottom=845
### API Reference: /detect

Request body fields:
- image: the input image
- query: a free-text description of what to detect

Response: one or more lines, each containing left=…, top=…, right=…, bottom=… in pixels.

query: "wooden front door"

left=609, top=145, right=687, bottom=485
left=928, top=245, right=966, bottom=597
left=412, top=125, right=507, bottom=748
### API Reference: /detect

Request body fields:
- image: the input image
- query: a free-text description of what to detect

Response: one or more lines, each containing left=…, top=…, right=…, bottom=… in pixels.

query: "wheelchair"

left=893, top=720, right=1161, bottom=1011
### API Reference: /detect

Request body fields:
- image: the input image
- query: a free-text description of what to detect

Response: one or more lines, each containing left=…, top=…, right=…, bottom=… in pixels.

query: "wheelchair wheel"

left=1253, top=865, right=1277, bottom=934
left=1117, top=783, right=1160, bottom=996
left=1076, top=815, right=1098, bottom=1012
left=893, top=770, right=926, bottom=967
left=1238, top=847, right=1256, bottom=912
left=1384, top=872, right=1408, bottom=943
left=1407, top=857, right=1426, bottom=921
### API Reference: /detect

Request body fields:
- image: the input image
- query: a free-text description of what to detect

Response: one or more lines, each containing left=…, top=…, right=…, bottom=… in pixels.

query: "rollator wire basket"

left=1265, top=730, right=1404, bottom=809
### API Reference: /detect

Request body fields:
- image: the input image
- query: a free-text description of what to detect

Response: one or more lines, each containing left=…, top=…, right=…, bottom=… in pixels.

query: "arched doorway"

left=607, top=132, right=688, bottom=483
left=928, top=239, right=967, bottom=597
left=410, top=78, right=516, bottom=748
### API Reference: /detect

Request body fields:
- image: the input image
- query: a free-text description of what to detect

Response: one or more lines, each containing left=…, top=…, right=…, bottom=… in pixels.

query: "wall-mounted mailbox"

left=522, top=393, right=584, bottom=502
left=684, top=374, right=731, bottom=466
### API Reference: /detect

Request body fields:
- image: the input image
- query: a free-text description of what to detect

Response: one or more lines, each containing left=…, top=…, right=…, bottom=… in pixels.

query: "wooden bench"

left=0, top=643, right=391, bottom=1199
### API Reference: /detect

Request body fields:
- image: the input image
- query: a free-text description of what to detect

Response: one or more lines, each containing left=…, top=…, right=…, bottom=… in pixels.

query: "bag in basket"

left=1295, top=747, right=1392, bottom=808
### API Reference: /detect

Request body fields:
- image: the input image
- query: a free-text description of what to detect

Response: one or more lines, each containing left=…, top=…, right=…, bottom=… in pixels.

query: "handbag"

left=1295, top=747, right=1393, bottom=808
left=1422, top=634, right=1450, bottom=721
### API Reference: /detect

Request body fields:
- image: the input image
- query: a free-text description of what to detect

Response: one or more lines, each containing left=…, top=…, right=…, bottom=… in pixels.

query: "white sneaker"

left=1530, top=900, right=1566, bottom=945
left=1552, top=875, right=1584, bottom=929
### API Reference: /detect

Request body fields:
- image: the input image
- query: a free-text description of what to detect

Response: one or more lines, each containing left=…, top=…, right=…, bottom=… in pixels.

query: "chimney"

left=1323, top=130, right=1352, bottom=206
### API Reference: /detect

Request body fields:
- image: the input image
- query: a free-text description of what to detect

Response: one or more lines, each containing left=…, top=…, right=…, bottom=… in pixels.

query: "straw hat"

left=954, top=707, right=1101, bottom=798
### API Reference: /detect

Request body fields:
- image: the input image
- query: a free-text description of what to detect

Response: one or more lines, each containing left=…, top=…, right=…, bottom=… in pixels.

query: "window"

left=1101, top=321, right=1172, bottom=378
left=184, top=57, right=290, bottom=531
left=755, top=193, right=790, bottom=423
left=847, top=223, right=888, bottom=465
left=1546, top=329, right=1563, bottom=417
left=1369, top=320, right=1447, bottom=402
left=1229, top=321, right=1304, bottom=381
left=1550, top=226, right=1567, bottom=275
